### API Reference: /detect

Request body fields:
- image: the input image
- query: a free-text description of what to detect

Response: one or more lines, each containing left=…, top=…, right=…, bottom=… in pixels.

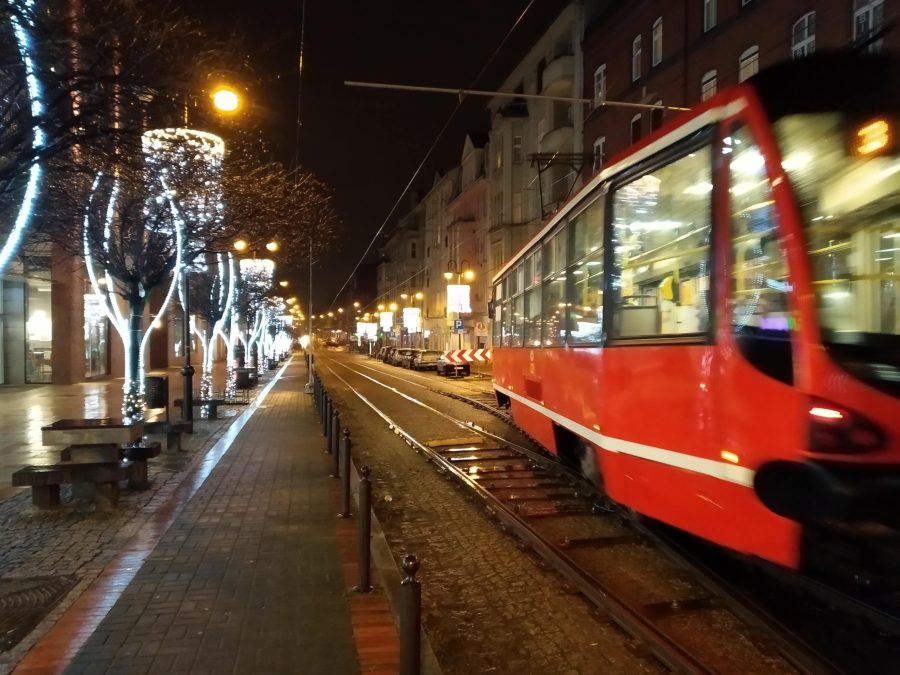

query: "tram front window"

left=775, top=113, right=900, bottom=395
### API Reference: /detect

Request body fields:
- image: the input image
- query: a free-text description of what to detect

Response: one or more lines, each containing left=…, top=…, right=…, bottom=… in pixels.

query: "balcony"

left=539, top=124, right=573, bottom=154
left=541, top=54, right=574, bottom=97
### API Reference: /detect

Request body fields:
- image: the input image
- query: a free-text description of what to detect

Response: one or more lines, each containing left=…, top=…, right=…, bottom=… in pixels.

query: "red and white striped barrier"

left=443, top=348, right=492, bottom=364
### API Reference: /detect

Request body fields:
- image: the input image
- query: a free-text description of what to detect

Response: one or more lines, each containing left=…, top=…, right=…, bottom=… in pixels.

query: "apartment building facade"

left=583, top=0, right=898, bottom=172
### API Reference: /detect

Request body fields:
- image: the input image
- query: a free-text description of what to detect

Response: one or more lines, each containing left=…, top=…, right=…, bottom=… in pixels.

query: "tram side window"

left=492, top=283, right=503, bottom=343
left=728, top=126, right=793, bottom=384
left=509, top=262, right=524, bottom=346
left=542, top=228, right=568, bottom=345
left=610, top=145, right=712, bottom=339
left=503, top=298, right=514, bottom=346
left=569, top=195, right=606, bottom=344
left=524, top=249, right=542, bottom=346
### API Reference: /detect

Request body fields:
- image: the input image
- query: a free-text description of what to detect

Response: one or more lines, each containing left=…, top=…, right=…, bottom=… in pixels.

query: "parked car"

left=380, top=346, right=396, bottom=363
left=436, top=353, right=470, bottom=376
left=411, top=350, right=442, bottom=370
left=392, top=348, right=416, bottom=367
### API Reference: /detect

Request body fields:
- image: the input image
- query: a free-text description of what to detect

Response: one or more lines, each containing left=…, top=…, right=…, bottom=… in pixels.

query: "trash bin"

left=235, top=367, right=255, bottom=390
left=145, top=376, right=168, bottom=409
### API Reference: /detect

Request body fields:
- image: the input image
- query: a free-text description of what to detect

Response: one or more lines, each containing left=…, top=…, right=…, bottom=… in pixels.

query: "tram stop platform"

left=6, top=358, right=432, bottom=675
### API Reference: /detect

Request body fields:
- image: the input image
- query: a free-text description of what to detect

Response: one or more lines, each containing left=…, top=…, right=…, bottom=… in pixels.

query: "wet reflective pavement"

left=2, top=360, right=400, bottom=674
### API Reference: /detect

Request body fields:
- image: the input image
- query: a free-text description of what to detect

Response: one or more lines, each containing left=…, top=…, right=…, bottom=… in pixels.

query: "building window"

left=652, top=18, right=663, bottom=66
left=410, top=242, right=417, bottom=259
left=854, top=0, right=884, bottom=53
left=792, top=12, right=816, bottom=59
left=512, top=135, right=523, bottom=163
left=632, top=35, right=642, bottom=81
left=630, top=113, right=642, bottom=144
left=593, top=64, right=607, bottom=105
left=593, top=136, right=606, bottom=171
left=738, top=46, right=759, bottom=82
left=650, top=101, right=663, bottom=131
left=495, top=134, right=503, bottom=169
left=537, top=57, right=546, bottom=92
left=701, top=69, right=717, bottom=101
left=703, top=0, right=716, bottom=32
left=513, top=192, right=523, bottom=222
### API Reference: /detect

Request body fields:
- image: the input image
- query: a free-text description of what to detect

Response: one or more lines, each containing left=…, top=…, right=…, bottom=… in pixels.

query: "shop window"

left=26, top=277, right=53, bottom=383
left=84, top=289, right=109, bottom=378
left=610, top=144, right=713, bottom=339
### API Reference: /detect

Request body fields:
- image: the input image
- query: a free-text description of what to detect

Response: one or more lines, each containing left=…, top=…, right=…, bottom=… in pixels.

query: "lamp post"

left=444, top=261, right=474, bottom=350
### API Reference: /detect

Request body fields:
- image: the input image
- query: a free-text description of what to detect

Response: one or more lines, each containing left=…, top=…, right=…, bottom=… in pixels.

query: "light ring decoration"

left=1, top=0, right=45, bottom=273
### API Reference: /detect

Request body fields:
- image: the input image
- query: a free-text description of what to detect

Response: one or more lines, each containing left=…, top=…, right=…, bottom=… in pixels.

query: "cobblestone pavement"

left=318, top=351, right=662, bottom=675
left=0, top=367, right=263, bottom=674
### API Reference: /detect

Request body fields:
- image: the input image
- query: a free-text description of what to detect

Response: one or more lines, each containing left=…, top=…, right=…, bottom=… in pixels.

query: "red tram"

left=490, top=54, right=900, bottom=569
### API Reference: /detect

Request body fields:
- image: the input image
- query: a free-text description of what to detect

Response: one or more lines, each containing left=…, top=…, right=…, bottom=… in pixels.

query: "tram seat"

left=616, top=305, right=660, bottom=337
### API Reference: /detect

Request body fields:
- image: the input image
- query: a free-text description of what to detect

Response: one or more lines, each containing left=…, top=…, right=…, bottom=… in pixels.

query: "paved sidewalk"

left=12, top=360, right=392, bottom=674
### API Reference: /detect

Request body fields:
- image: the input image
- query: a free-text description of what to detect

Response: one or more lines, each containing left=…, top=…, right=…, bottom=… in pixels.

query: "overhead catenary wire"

left=343, top=81, right=691, bottom=112
left=328, top=0, right=538, bottom=309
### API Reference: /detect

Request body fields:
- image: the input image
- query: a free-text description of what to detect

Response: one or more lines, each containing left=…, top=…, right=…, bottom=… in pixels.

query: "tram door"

left=714, top=118, right=803, bottom=566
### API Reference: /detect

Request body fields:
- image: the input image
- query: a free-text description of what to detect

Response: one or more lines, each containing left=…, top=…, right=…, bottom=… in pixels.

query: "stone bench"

left=144, top=419, right=191, bottom=451
left=12, top=460, right=132, bottom=511
left=60, top=442, right=161, bottom=490
left=173, top=398, right=226, bottom=419
left=41, top=418, right=144, bottom=446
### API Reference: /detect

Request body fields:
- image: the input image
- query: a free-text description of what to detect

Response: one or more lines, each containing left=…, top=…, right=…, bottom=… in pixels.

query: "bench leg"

left=127, top=461, right=149, bottom=490
left=165, top=431, right=182, bottom=453
left=94, top=481, right=119, bottom=511
left=32, top=485, right=60, bottom=509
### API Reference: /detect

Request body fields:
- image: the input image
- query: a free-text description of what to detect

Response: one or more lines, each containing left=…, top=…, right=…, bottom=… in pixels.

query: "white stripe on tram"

left=497, top=385, right=756, bottom=488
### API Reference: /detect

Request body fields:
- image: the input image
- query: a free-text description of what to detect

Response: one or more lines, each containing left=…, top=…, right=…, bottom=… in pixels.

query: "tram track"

left=318, top=354, right=834, bottom=674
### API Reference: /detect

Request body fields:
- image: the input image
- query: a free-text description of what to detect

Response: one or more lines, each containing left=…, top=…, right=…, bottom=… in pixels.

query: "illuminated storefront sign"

left=379, top=311, right=393, bottom=330
left=402, top=307, right=421, bottom=332
left=447, top=284, right=471, bottom=313
left=357, top=322, right=378, bottom=339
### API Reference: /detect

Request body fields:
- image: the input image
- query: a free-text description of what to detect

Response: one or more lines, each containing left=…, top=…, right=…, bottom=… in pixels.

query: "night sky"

left=188, top=1, right=569, bottom=308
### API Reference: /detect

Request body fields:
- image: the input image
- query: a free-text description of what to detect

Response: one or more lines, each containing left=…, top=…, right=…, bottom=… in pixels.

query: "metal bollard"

left=339, top=429, right=352, bottom=517
left=330, top=410, right=340, bottom=459
left=323, top=395, right=331, bottom=437
left=353, top=465, right=372, bottom=593
left=399, top=554, right=422, bottom=675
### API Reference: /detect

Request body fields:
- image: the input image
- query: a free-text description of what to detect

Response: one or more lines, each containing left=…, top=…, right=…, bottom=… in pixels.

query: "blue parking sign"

left=453, top=319, right=463, bottom=331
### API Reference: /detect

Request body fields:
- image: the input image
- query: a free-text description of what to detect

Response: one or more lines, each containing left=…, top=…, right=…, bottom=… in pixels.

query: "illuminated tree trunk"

left=123, top=289, right=145, bottom=423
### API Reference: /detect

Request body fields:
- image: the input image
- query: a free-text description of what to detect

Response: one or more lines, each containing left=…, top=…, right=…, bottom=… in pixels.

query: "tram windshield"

left=775, top=113, right=900, bottom=394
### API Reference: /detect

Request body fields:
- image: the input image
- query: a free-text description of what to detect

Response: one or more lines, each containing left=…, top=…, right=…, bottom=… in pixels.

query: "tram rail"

left=318, top=354, right=835, bottom=674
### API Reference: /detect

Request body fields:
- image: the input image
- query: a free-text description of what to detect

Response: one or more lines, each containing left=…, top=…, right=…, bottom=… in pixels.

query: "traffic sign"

left=453, top=319, right=463, bottom=332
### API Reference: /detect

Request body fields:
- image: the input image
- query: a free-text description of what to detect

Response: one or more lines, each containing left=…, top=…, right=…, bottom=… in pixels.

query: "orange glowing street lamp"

left=211, top=85, right=241, bottom=113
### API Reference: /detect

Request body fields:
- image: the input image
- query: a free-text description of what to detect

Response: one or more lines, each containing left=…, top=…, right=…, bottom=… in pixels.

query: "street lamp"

left=211, top=85, right=241, bottom=113
left=279, top=280, right=289, bottom=288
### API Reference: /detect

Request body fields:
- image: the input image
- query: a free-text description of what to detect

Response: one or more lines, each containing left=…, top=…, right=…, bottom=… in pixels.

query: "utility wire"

left=328, top=0, right=537, bottom=308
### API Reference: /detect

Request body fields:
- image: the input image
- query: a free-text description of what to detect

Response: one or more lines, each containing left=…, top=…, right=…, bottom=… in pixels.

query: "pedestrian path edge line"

left=12, top=358, right=293, bottom=675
